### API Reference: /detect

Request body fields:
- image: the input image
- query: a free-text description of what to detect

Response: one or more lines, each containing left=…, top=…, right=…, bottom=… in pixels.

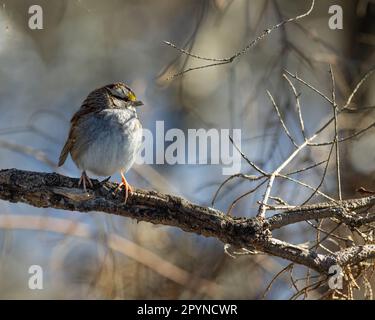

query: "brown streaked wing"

left=58, top=97, right=101, bottom=166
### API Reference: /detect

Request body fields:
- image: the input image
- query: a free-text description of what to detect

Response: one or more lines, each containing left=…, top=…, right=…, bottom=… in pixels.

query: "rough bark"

left=0, top=168, right=374, bottom=274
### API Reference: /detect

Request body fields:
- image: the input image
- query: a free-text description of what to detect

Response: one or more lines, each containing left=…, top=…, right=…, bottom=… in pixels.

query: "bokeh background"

left=0, top=0, right=374, bottom=299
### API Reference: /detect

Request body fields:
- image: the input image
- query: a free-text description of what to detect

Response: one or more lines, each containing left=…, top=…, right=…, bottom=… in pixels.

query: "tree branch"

left=267, top=196, right=375, bottom=230
left=0, top=168, right=374, bottom=275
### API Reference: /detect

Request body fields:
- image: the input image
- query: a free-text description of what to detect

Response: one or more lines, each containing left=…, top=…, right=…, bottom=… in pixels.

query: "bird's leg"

left=78, top=170, right=93, bottom=192
left=116, top=171, right=133, bottom=203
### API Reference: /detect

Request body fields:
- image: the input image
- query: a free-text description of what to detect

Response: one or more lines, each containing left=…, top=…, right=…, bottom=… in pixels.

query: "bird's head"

left=105, top=82, right=143, bottom=109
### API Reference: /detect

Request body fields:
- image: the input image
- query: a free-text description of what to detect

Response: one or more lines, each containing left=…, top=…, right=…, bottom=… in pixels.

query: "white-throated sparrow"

left=58, top=82, right=143, bottom=201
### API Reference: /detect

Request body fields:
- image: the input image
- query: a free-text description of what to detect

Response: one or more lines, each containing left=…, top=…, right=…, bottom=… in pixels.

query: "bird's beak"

left=132, top=100, right=144, bottom=107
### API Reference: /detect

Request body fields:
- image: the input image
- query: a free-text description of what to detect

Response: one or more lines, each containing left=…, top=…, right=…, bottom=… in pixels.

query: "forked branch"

left=0, top=168, right=374, bottom=275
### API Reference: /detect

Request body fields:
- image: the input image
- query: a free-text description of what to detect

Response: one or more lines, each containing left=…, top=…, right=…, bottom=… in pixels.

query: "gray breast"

left=71, top=108, right=142, bottom=176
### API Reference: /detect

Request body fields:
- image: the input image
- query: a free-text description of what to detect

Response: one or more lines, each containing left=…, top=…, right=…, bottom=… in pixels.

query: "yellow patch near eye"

left=128, top=92, right=137, bottom=101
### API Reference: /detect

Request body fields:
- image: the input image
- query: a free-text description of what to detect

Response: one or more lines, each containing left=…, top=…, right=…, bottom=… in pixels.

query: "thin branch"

left=308, top=121, right=375, bottom=146
left=301, top=142, right=335, bottom=205
left=342, top=68, right=375, bottom=110
left=284, top=69, right=333, bottom=105
left=226, top=179, right=268, bottom=215
left=329, top=65, right=342, bottom=200
left=232, top=0, right=316, bottom=59
left=164, top=1, right=315, bottom=78
left=229, top=135, right=267, bottom=175
left=257, top=138, right=314, bottom=218
left=283, top=74, right=306, bottom=139
left=276, top=173, right=335, bottom=202
left=286, top=160, right=327, bottom=176
left=266, top=90, right=299, bottom=148
left=163, top=41, right=228, bottom=63
left=261, top=263, right=293, bottom=299
left=211, top=173, right=265, bottom=206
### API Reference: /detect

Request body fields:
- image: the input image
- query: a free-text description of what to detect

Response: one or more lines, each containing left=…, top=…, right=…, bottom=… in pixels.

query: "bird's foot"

left=78, top=170, right=93, bottom=192
left=115, top=173, right=133, bottom=203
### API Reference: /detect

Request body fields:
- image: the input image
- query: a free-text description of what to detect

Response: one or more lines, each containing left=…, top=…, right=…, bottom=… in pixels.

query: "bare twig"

left=329, top=65, right=342, bottom=200
left=164, top=1, right=315, bottom=79
left=266, top=90, right=299, bottom=148
left=283, top=74, right=306, bottom=139
left=211, top=173, right=265, bottom=207
left=229, top=136, right=267, bottom=175
left=284, top=69, right=333, bottom=105
left=342, top=68, right=375, bottom=110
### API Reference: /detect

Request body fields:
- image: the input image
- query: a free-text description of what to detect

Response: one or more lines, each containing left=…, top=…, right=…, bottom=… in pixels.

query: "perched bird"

left=58, top=82, right=143, bottom=201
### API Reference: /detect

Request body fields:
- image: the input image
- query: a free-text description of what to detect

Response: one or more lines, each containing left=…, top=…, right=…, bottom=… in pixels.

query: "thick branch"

left=0, top=168, right=374, bottom=274
left=0, top=169, right=264, bottom=247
